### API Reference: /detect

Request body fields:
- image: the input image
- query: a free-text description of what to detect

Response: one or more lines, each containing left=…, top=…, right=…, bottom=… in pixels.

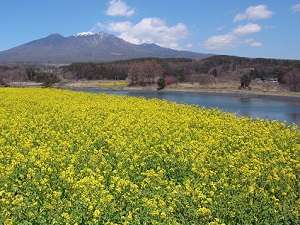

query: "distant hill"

left=196, top=55, right=300, bottom=79
left=0, top=32, right=211, bottom=64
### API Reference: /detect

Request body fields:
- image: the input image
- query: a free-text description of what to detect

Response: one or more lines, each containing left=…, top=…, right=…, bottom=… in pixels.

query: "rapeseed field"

left=0, top=88, right=299, bottom=225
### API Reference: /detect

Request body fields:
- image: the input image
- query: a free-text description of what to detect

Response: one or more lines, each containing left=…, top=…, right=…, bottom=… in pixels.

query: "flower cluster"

left=0, top=88, right=299, bottom=224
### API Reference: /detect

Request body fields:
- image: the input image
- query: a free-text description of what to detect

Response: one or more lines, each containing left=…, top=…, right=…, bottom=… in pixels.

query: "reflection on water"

left=73, top=88, right=300, bottom=124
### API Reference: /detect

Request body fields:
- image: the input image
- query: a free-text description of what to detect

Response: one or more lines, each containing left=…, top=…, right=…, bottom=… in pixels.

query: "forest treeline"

left=1, top=55, right=300, bottom=91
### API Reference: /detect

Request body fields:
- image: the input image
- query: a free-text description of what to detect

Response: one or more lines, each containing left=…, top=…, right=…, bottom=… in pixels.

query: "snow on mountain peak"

left=75, top=32, right=95, bottom=37
left=74, top=32, right=113, bottom=40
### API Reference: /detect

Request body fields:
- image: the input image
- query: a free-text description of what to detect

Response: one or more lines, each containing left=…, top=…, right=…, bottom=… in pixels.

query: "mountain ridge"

left=0, top=32, right=211, bottom=64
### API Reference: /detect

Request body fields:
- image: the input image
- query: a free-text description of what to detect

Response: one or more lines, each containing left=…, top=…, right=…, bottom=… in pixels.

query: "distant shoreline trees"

left=128, top=61, right=164, bottom=86
left=1, top=56, right=300, bottom=91
left=25, top=66, right=61, bottom=87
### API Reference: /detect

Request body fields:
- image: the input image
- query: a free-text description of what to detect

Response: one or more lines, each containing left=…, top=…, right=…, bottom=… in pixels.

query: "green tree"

left=41, top=73, right=61, bottom=87
left=157, top=77, right=166, bottom=90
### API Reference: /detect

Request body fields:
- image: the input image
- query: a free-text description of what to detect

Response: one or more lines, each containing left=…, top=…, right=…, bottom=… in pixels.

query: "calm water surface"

left=73, top=87, right=300, bottom=124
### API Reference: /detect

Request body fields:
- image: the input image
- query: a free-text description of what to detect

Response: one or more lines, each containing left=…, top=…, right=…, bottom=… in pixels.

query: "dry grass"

left=64, top=80, right=128, bottom=88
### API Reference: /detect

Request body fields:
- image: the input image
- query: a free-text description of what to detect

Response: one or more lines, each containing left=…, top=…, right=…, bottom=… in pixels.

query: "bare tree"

left=284, top=69, right=300, bottom=92
left=128, top=60, right=164, bottom=86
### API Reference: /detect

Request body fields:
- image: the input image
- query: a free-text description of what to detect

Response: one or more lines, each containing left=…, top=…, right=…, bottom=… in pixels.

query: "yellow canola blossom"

left=0, top=88, right=299, bottom=225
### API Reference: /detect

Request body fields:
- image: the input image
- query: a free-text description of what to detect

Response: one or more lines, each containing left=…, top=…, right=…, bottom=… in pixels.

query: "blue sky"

left=1, top=0, right=300, bottom=59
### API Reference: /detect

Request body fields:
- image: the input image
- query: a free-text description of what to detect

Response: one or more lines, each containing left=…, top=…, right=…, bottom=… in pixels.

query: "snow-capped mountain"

left=0, top=32, right=211, bottom=64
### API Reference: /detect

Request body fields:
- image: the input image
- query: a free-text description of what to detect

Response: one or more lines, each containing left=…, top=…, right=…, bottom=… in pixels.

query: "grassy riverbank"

left=0, top=88, right=299, bottom=224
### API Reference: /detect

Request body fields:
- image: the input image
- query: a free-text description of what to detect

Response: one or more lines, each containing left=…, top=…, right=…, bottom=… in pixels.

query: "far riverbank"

left=7, top=80, right=300, bottom=102
left=61, top=80, right=300, bottom=102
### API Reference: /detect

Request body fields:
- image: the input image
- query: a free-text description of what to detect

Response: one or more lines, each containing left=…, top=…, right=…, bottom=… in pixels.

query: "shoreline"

left=69, top=85, right=300, bottom=102
left=164, top=88, right=300, bottom=102
left=7, top=81, right=300, bottom=102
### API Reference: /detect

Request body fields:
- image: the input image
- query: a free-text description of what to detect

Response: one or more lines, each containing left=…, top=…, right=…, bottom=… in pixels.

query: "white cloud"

left=291, top=3, right=300, bottom=13
left=106, top=0, right=135, bottom=17
left=109, top=21, right=132, bottom=32
left=204, top=23, right=262, bottom=50
left=245, top=39, right=263, bottom=47
left=204, top=5, right=268, bottom=51
left=204, top=34, right=237, bottom=50
left=233, top=23, right=261, bottom=36
left=234, top=5, right=273, bottom=22
left=108, top=18, right=189, bottom=49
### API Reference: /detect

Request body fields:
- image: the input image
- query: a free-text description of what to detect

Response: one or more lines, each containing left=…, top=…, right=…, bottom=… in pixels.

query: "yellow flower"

left=0, top=88, right=298, bottom=225
left=62, top=212, right=70, bottom=221
left=93, top=209, right=101, bottom=218
left=198, top=207, right=211, bottom=217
